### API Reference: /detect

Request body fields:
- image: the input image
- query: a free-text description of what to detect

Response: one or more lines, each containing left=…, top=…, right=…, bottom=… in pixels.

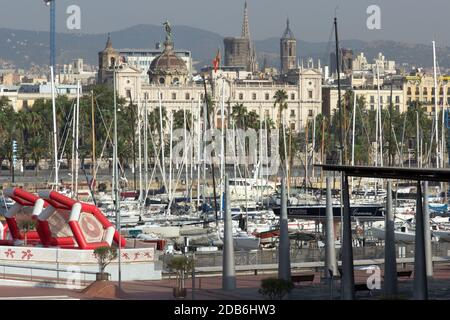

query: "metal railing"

left=160, top=242, right=450, bottom=271
left=0, top=263, right=99, bottom=285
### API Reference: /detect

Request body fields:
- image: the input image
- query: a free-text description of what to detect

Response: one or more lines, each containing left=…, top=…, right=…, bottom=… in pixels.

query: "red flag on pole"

left=213, top=49, right=220, bottom=73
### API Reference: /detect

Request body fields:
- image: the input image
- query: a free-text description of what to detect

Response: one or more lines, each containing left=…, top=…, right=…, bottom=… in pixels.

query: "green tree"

left=93, top=246, right=118, bottom=276
left=273, top=89, right=288, bottom=129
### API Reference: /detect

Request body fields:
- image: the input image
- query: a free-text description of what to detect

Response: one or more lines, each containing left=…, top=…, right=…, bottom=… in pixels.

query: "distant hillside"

left=1, top=25, right=450, bottom=71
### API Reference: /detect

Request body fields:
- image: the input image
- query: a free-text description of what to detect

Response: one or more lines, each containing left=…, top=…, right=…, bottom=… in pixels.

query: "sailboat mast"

left=112, top=64, right=122, bottom=287
left=376, top=63, right=383, bottom=166
left=71, top=97, right=76, bottom=194
left=74, top=80, right=80, bottom=198
left=137, top=94, right=143, bottom=205
left=197, top=95, right=201, bottom=208
left=351, top=92, right=356, bottom=190
left=50, top=66, right=59, bottom=187
left=433, top=40, right=440, bottom=168
left=158, top=91, right=167, bottom=191
left=168, top=112, right=173, bottom=214
left=220, top=81, right=225, bottom=214
left=91, top=91, right=96, bottom=180
left=184, top=101, right=189, bottom=201
left=144, top=99, right=149, bottom=202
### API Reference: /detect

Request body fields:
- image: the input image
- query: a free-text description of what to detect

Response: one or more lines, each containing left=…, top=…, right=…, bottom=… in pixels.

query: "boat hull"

left=272, top=204, right=384, bottom=220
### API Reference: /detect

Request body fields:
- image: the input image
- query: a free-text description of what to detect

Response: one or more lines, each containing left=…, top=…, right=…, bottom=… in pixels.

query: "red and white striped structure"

left=38, top=190, right=126, bottom=249
left=2, top=188, right=42, bottom=245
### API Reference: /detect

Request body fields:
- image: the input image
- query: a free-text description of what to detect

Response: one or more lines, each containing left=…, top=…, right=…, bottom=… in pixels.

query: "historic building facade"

left=98, top=18, right=322, bottom=133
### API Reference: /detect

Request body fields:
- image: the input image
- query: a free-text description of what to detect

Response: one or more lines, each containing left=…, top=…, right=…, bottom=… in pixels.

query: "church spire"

left=241, top=1, right=250, bottom=39
left=105, top=33, right=113, bottom=49
left=282, top=17, right=295, bottom=39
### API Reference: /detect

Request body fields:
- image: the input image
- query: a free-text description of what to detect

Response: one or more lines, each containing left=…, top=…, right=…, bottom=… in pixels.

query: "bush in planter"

left=18, top=219, right=36, bottom=246
left=258, top=278, right=294, bottom=300
left=166, top=255, right=194, bottom=298
left=93, top=246, right=118, bottom=280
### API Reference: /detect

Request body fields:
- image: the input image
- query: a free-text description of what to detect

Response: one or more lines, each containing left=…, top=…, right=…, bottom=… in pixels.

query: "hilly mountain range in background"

left=1, top=24, right=450, bottom=72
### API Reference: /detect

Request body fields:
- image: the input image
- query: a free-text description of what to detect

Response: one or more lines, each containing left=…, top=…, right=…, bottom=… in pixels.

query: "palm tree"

left=231, top=103, right=248, bottom=129
left=246, top=111, right=260, bottom=130
left=173, top=109, right=193, bottom=131
left=28, top=136, right=47, bottom=175
left=273, top=89, right=288, bottom=129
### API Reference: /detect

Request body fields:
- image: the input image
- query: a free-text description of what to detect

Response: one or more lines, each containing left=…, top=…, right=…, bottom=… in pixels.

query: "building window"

left=290, top=123, right=296, bottom=131
left=252, top=93, right=257, bottom=100
left=370, top=96, right=375, bottom=103
left=159, top=77, right=165, bottom=84
left=308, top=90, right=313, bottom=99
left=395, top=105, right=400, bottom=112
left=370, top=105, right=375, bottom=111
left=126, top=90, right=131, bottom=98
left=407, top=87, right=412, bottom=95
left=239, top=93, right=244, bottom=100
left=290, top=93, right=295, bottom=100
left=308, top=109, right=313, bottom=117
left=200, top=93, right=204, bottom=100
left=265, top=93, right=270, bottom=100
left=423, top=88, right=428, bottom=95
left=290, top=109, right=295, bottom=118
left=185, top=93, right=190, bottom=100
left=172, top=93, right=177, bottom=100
left=395, top=96, right=400, bottom=103
left=144, top=92, right=149, bottom=100
left=380, top=96, right=383, bottom=104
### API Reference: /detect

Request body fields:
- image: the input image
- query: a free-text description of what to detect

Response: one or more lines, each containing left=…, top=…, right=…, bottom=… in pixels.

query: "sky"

left=2, top=0, right=449, bottom=45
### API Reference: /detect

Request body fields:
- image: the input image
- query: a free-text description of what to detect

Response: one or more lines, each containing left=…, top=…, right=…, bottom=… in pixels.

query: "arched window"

left=159, top=77, right=165, bottom=84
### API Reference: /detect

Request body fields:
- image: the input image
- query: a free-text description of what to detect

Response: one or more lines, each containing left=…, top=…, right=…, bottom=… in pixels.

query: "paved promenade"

left=2, top=263, right=450, bottom=300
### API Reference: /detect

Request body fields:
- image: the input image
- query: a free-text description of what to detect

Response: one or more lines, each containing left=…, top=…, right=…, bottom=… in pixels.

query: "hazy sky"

left=2, top=0, right=449, bottom=45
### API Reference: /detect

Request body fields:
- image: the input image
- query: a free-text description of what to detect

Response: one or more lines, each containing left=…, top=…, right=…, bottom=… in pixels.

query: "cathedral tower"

left=280, top=19, right=297, bottom=74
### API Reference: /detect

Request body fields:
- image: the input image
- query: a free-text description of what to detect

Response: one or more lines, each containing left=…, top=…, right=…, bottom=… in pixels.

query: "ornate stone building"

left=99, top=20, right=322, bottom=133
left=148, top=37, right=189, bottom=86
left=98, top=35, right=119, bottom=84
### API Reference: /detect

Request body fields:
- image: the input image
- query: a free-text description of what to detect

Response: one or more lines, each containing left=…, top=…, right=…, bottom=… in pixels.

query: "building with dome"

left=147, top=39, right=189, bottom=86
left=97, top=16, right=323, bottom=133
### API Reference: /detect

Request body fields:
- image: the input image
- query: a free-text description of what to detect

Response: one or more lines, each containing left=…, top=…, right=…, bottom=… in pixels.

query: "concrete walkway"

left=2, top=263, right=450, bottom=300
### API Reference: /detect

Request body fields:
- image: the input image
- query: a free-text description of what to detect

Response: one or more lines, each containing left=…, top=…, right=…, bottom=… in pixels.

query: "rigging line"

left=94, top=120, right=113, bottom=178
left=48, top=98, right=76, bottom=185
left=93, top=96, right=125, bottom=174
left=72, top=142, right=97, bottom=206
left=166, top=134, right=194, bottom=210
left=146, top=121, right=166, bottom=194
